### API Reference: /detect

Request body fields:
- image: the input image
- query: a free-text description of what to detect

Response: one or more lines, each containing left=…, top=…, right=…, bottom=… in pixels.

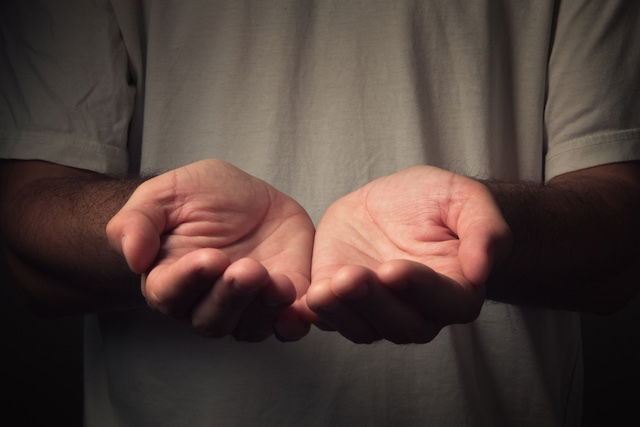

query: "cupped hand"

left=303, top=166, right=512, bottom=344
left=106, top=159, right=314, bottom=341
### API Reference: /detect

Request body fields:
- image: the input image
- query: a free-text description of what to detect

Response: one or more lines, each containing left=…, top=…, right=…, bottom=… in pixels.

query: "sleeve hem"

left=544, top=129, right=640, bottom=182
left=0, top=130, right=129, bottom=175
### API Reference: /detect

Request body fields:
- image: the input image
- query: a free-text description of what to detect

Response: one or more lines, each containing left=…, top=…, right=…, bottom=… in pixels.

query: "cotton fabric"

left=2, top=1, right=640, bottom=426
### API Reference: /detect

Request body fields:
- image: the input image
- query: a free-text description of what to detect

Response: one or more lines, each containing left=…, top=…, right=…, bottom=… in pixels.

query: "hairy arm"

left=486, top=161, right=640, bottom=313
left=0, top=160, right=143, bottom=314
left=306, top=161, right=640, bottom=344
left=0, top=159, right=313, bottom=340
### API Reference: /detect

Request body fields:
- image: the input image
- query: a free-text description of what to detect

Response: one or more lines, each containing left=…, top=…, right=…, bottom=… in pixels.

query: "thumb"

left=106, top=205, right=165, bottom=274
left=457, top=191, right=512, bottom=286
left=458, top=222, right=511, bottom=286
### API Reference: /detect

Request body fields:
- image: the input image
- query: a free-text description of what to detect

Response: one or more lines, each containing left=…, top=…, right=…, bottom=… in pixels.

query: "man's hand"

left=304, top=166, right=512, bottom=344
left=106, top=159, right=314, bottom=341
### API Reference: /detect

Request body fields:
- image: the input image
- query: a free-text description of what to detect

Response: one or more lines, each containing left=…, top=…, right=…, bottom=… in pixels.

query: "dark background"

left=1, top=249, right=639, bottom=426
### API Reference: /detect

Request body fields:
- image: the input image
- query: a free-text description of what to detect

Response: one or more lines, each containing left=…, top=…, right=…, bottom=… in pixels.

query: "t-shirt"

left=1, top=1, right=640, bottom=426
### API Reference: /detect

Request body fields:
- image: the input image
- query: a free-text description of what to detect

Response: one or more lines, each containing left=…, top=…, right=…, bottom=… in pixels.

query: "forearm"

left=0, top=162, right=144, bottom=313
left=485, top=165, right=640, bottom=313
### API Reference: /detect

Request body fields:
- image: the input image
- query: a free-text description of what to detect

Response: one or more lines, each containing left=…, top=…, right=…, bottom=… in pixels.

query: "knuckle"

left=193, top=250, right=228, bottom=275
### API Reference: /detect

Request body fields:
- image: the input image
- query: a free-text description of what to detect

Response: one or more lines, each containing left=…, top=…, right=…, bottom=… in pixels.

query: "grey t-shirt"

left=2, top=1, right=640, bottom=426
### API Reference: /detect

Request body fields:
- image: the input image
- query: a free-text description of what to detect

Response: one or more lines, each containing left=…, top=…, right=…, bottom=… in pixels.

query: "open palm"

left=305, top=166, right=511, bottom=344
left=107, top=159, right=314, bottom=341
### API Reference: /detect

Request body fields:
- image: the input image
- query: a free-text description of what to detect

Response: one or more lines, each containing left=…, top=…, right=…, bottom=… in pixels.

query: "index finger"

left=376, top=260, right=485, bottom=324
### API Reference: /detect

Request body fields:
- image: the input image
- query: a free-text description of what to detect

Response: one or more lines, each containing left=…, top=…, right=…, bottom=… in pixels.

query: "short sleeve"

left=0, top=0, right=134, bottom=175
left=544, top=0, right=640, bottom=181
